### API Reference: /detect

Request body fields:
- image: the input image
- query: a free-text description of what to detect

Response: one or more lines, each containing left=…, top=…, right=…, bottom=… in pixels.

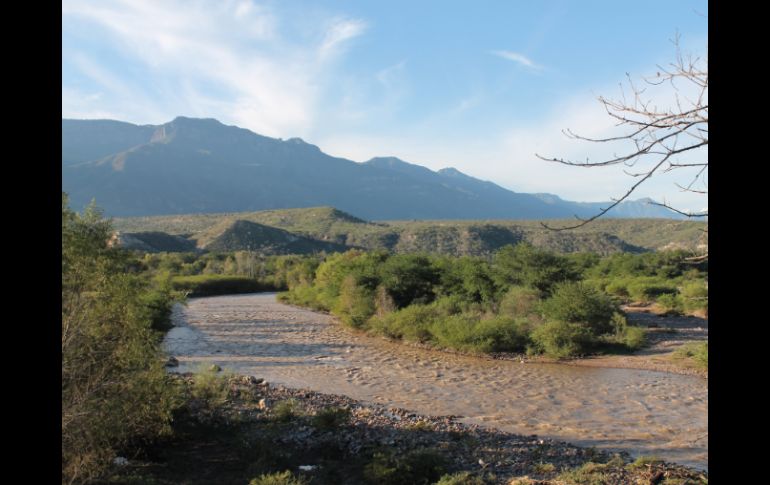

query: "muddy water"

left=164, top=293, right=708, bottom=470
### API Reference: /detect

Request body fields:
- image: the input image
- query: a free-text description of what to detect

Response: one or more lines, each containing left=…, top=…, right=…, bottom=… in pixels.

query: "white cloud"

left=491, top=50, right=543, bottom=70
left=62, top=0, right=367, bottom=138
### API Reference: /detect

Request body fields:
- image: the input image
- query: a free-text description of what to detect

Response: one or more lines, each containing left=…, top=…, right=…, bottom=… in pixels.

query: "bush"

left=673, top=342, right=708, bottom=368
left=498, top=286, right=541, bottom=319
left=540, top=282, right=617, bottom=335
left=273, top=399, right=302, bottom=422
left=190, top=365, right=232, bottom=408
left=367, top=304, right=439, bottom=342
left=311, top=406, right=351, bottom=430
left=656, top=293, right=684, bottom=315
left=530, top=321, right=597, bottom=358
left=435, top=471, right=488, bottom=485
left=248, top=471, right=308, bottom=485
left=364, top=448, right=448, bottom=485
left=334, top=275, right=375, bottom=328
left=680, top=280, right=708, bottom=315
left=171, top=274, right=267, bottom=296
left=430, top=315, right=529, bottom=353
left=62, top=196, right=179, bottom=483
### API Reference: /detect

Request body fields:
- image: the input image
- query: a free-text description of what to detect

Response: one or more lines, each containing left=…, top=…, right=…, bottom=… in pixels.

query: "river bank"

left=106, top=372, right=708, bottom=484
left=164, top=293, right=708, bottom=470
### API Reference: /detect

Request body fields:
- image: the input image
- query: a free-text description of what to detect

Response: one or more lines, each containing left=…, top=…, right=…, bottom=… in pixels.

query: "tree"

left=536, top=35, right=707, bottom=250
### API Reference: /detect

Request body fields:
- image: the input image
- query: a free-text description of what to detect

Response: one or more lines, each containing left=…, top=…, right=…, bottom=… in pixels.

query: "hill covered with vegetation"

left=113, top=206, right=707, bottom=256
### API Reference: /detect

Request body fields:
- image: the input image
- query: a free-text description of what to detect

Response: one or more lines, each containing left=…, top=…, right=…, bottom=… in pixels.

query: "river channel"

left=163, top=293, right=707, bottom=470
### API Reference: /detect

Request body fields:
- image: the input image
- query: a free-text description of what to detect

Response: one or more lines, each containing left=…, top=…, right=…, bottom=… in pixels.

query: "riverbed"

left=163, top=293, right=708, bottom=470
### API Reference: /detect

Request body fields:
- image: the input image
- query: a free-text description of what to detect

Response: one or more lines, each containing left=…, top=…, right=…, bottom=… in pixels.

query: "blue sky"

left=62, top=0, right=707, bottom=211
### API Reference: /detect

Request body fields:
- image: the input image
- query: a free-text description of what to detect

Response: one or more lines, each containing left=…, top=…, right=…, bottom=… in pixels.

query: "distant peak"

left=365, top=156, right=410, bottom=166
left=438, top=167, right=463, bottom=176
left=169, top=116, right=223, bottom=125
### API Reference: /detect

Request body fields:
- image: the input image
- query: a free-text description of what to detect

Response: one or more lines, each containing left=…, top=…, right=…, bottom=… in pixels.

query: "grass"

left=672, top=342, right=708, bottom=369
left=248, top=471, right=309, bottom=485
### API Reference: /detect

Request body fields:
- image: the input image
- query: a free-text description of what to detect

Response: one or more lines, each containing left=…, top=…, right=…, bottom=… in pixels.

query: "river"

left=163, top=293, right=707, bottom=471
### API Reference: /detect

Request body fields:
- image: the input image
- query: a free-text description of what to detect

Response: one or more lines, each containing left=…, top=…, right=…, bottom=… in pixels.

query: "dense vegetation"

left=62, top=195, right=707, bottom=484
left=276, top=245, right=707, bottom=358
left=62, top=195, right=182, bottom=483
left=113, top=206, right=708, bottom=256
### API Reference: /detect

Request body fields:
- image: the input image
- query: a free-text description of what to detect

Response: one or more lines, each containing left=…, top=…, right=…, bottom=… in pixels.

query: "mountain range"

left=62, top=117, right=684, bottom=220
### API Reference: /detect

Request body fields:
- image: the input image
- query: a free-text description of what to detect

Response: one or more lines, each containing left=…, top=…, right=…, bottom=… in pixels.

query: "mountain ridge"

left=62, top=117, right=686, bottom=221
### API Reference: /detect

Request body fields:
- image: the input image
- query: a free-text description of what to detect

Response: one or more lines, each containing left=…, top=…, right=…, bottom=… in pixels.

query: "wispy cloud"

left=62, top=0, right=368, bottom=138
left=491, top=50, right=543, bottom=70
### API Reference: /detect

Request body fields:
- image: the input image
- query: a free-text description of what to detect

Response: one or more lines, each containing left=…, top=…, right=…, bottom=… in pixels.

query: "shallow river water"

left=164, top=293, right=708, bottom=470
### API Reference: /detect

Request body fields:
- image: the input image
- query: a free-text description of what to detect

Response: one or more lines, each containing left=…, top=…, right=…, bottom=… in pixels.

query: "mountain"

left=62, top=117, right=685, bottom=220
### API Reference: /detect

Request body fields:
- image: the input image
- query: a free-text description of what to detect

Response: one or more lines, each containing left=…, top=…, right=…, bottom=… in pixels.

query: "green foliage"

left=498, top=286, right=542, bottom=320
left=190, top=365, right=232, bottom=408
left=368, top=303, right=438, bottom=342
left=273, top=399, right=302, bottom=422
left=248, top=470, right=309, bottom=485
left=311, top=406, right=351, bottom=430
left=673, top=342, right=708, bottom=369
left=430, top=315, right=529, bottom=353
left=492, top=243, right=580, bottom=294
left=334, top=275, right=375, bottom=328
left=657, top=293, right=684, bottom=315
left=363, top=448, right=448, bottom=485
left=62, top=194, right=180, bottom=484
left=378, top=254, right=439, bottom=307
left=435, top=471, right=488, bottom=485
left=530, top=321, right=597, bottom=358
left=680, top=280, right=708, bottom=315
left=540, top=282, right=617, bottom=335
left=556, top=461, right=611, bottom=484
left=171, top=274, right=267, bottom=296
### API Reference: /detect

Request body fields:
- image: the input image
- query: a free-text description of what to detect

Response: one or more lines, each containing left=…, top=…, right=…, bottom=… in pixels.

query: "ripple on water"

left=164, top=293, right=708, bottom=471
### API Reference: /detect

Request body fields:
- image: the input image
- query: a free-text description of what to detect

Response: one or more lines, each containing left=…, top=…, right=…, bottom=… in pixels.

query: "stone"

left=165, top=356, right=179, bottom=367
left=258, top=398, right=270, bottom=410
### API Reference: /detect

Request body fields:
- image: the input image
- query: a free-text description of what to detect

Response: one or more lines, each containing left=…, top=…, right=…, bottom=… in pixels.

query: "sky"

left=62, top=0, right=708, bottom=212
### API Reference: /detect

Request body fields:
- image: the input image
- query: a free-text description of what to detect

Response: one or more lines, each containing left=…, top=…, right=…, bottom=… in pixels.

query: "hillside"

left=113, top=207, right=707, bottom=256
left=63, top=117, right=686, bottom=221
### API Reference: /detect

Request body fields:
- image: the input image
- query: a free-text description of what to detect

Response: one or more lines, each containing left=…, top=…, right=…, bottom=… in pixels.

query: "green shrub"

left=540, top=282, right=617, bottom=335
left=334, top=275, right=375, bottom=328
left=621, top=325, right=646, bottom=350
left=311, top=406, right=351, bottom=430
left=656, top=293, right=684, bottom=314
left=367, top=304, right=438, bottom=342
left=171, top=274, right=266, bottom=296
left=530, top=321, right=596, bottom=358
left=435, top=471, right=488, bottom=485
left=364, top=448, right=448, bottom=485
left=273, top=399, right=302, bottom=422
left=673, top=342, right=708, bottom=368
left=191, top=365, right=232, bottom=408
left=680, top=280, right=708, bottom=315
left=498, top=286, right=542, bottom=319
left=248, top=470, right=309, bottom=485
left=626, top=279, right=677, bottom=302
left=431, top=315, right=529, bottom=353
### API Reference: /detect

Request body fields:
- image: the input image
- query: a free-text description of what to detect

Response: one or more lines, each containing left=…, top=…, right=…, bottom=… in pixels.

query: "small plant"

left=533, top=462, right=556, bottom=474
left=273, top=399, right=302, bottom=422
left=435, top=471, right=487, bottom=484
left=364, top=448, right=447, bottom=485
left=627, top=455, right=664, bottom=469
left=673, top=342, right=708, bottom=369
left=311, top=406, right=350, bottom=430
left=248, top=470, right=308, bottom=485
left=191, top=364, right=232, bottom=408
